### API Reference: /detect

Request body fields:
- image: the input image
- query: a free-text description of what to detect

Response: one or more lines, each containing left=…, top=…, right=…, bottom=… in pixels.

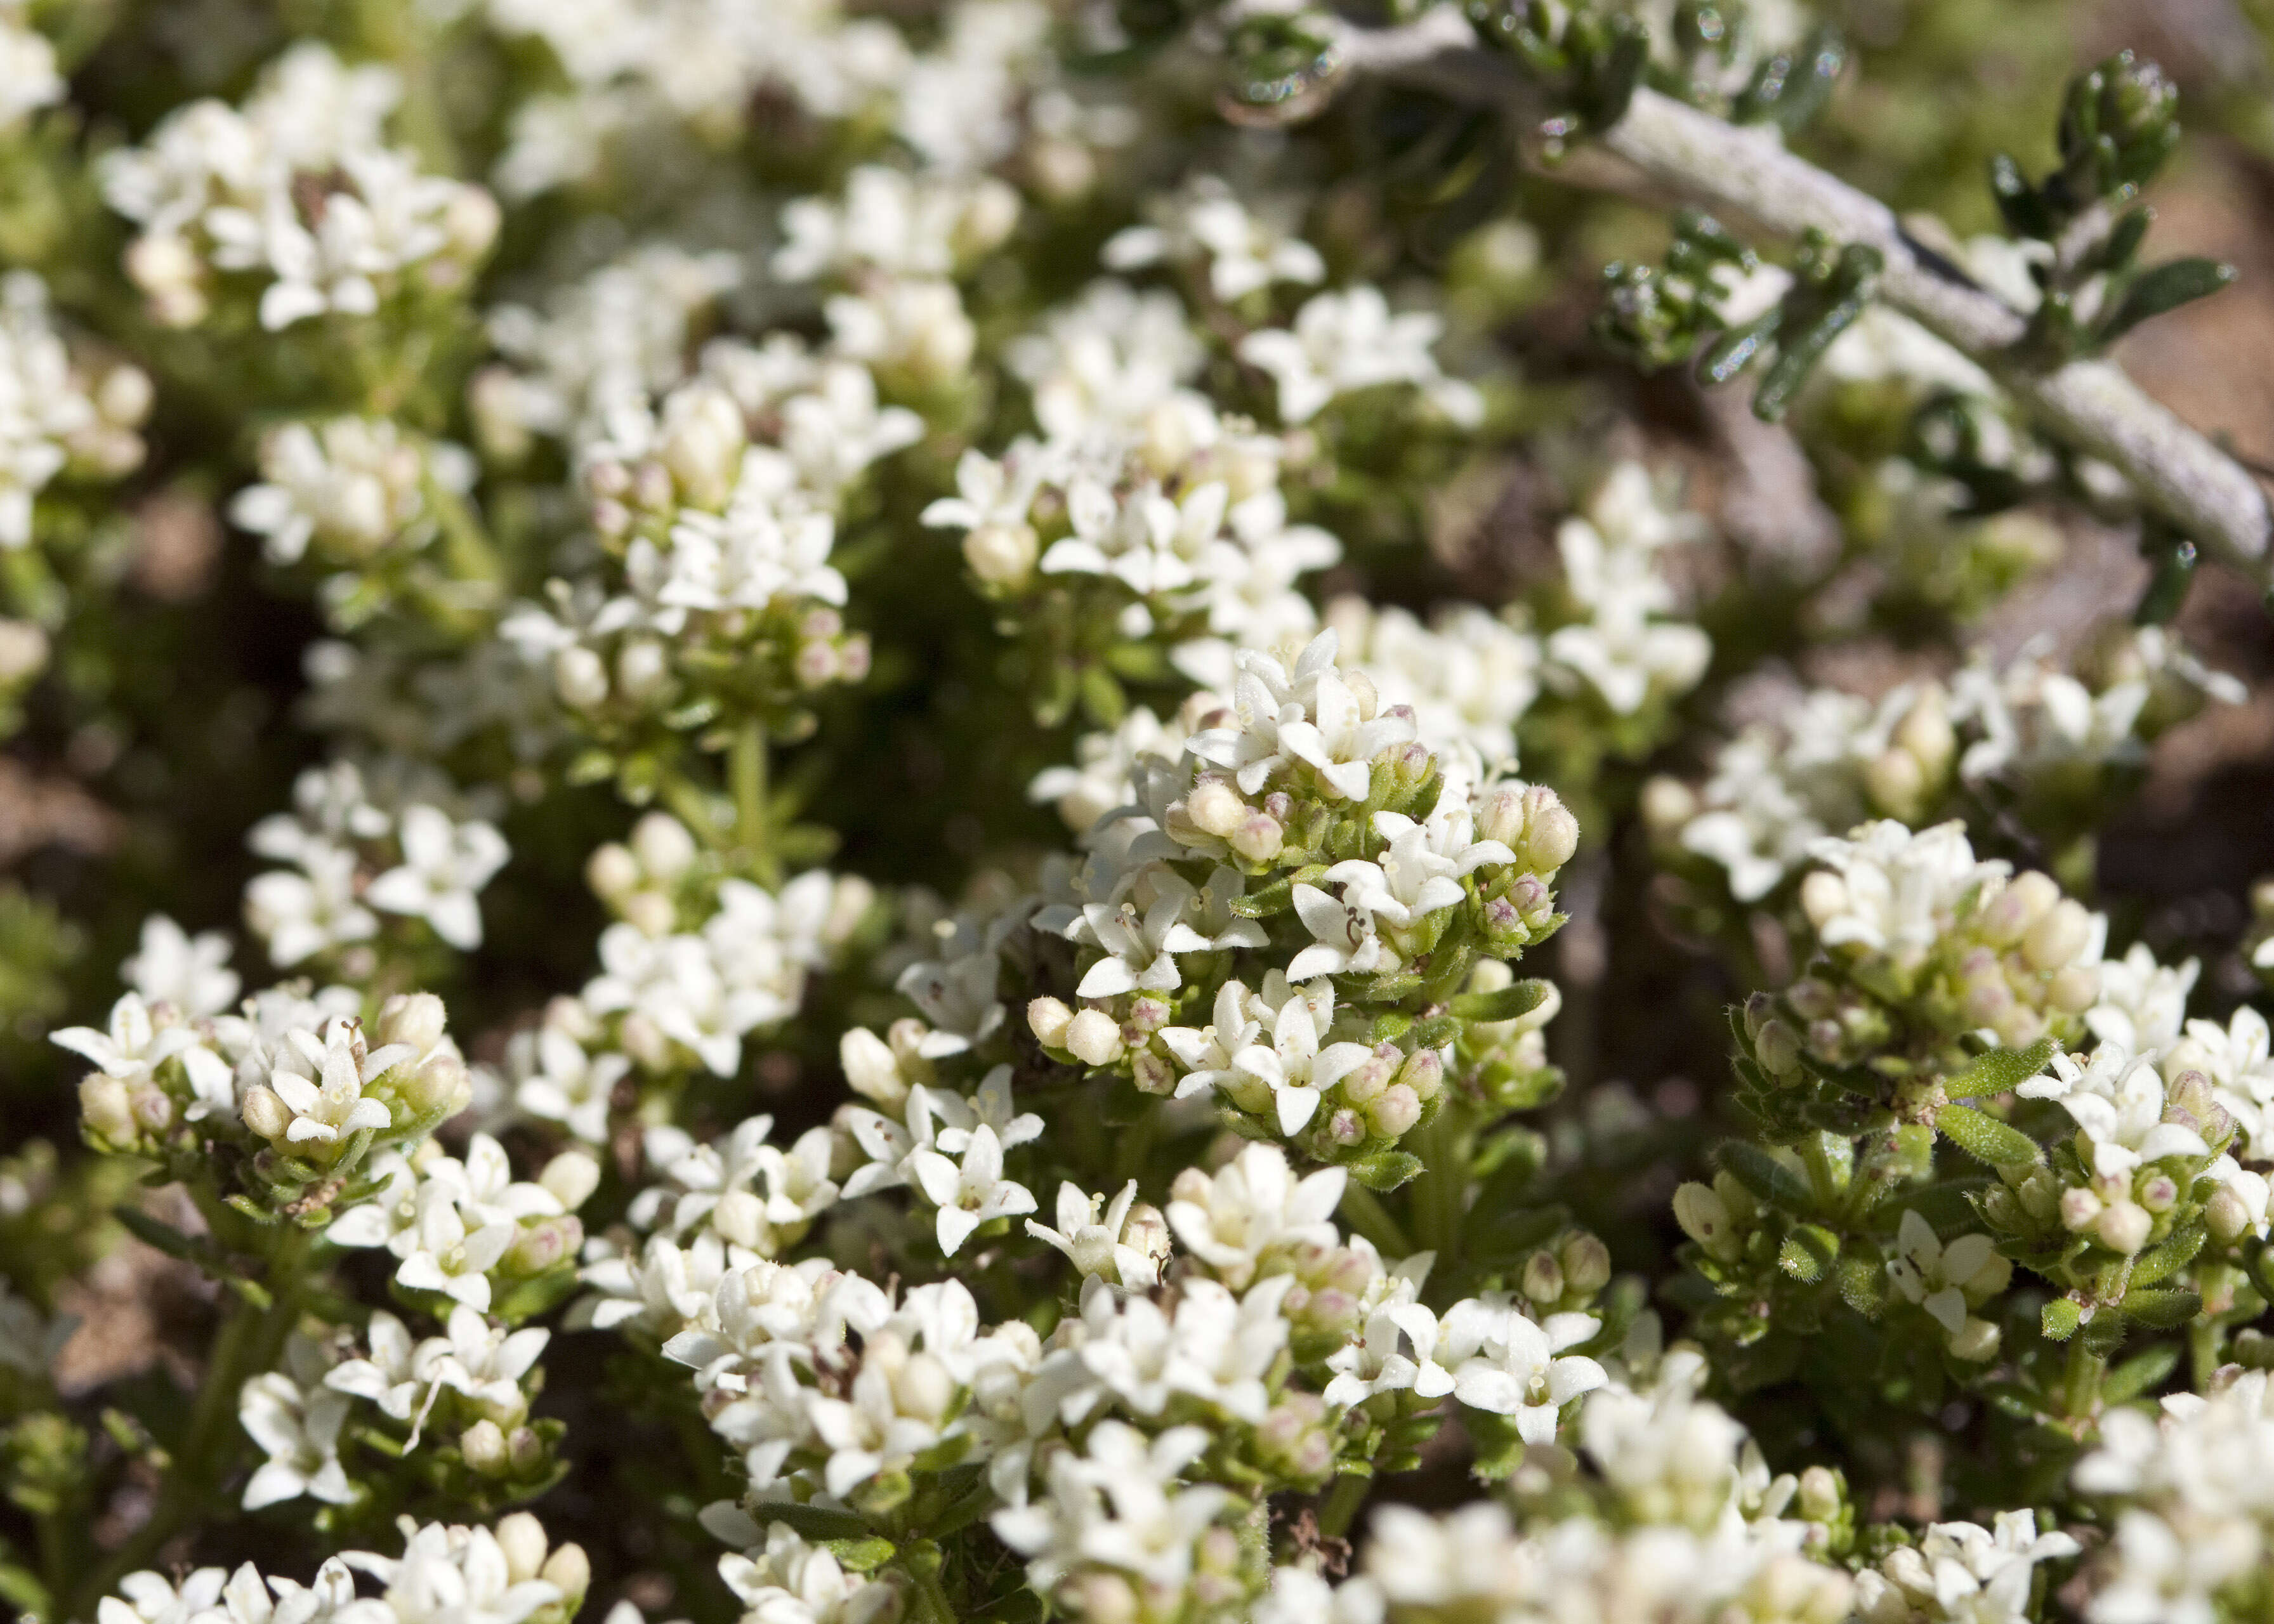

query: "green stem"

left=1410, top=1104, right=1470, bottom=1266
left=2064, top=1333, right=2107, bottom=1421
left=69, top=1224, right=315, bottom=1619
left=1337, top=1183, right=1415, bottom=1259
left=732, top=721, right=777, bottom=886
left=1318, top=1470, right=1371, bottom=1542
left=906, top=1552, right=957, bottom=1624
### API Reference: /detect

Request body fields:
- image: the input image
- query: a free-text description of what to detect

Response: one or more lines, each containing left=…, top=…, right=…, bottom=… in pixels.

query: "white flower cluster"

left=98, top=1512, right=588, bottom=1624
left=1104, top=174, right=1325, bottom=304
left=1259, top=1346, right=1853, bottom=1624
left=245, top=761, right=510, bottom=963
left=497, top=328, right=910, bottom=722
left=230, top=418, right=478, bottom=573
left=1238, top=285, right=1483, bottom=428
left=1660, top=626, right=2243, bottom=904
left=2072, top=1365, right=2274, bottom=1624
left=327, top=1132, right=598, bottom=1313
left=1541, top=462, right=1712, bottom=717
left=100, top=44, right=498, bottom=331
left=0, top=270, right=152, bottom=549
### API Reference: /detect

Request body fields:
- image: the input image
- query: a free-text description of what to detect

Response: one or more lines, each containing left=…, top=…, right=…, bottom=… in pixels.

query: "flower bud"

left=1561, top=1233, right=1612, bottom=1295
left=1131, top=1049, right=1176, bottom=1095
left=1754, top=1019, right=1803, bottom=1080
left=2095, top=1199, right=2152, bottom=1255
left=1065, top=1009, right=1125, bottom=1067
left=1230, top=813, right=1284, bottom=864
left=397, top=1049, right=471, bottom=1118
left=2023, top=899, right=2093, bottom=972
left=1799, top=871, right=1849, bottom=931
left=1521, top=1250, right=1565, bottom=1304
left=1520, top=790, right=1579, bottom=872
left=461, top=1419, right=509, bottom=1475
left=130, top=1084, right=174, bottom=1134
left=378, top=992, right=449, bottom=1055
left=497, top=1512, right=549, bottom=1580
left=541, top=1543, right=591, bottom=1600
left=509, top=1425, right=544, bottom=1474
left=1185, top=779, right=1247, bottom=839
left=1797, top=1465, right=1842, bottom=1523
left=843, top=1026, right=911, bottom=1106
left=506, top=1215, right=581, bottom=1276
left=1367, top=1084, right=1421, bottom=1139
left=1674, top=1181, right=1740, bottom=1262
left=615, top=638, right=670, bottom=702
left=1396, top=1047, right=1444, bottom=1102
left=1327, top=1108, right=1365, bottom=1144
left=2060, top=1186, right=2103, bottom=1231
left=1475, top=785, right=1527, bottom=848
left=631, top=813, right=697, bottom=881
left=240, top=1084, right=291, bottom=1141
left=553, top=645, right=609, bottom=709
left=81, top=1075, right=139, bottom=1143
left=1638, top=775, right=1697, bottom=839
left=621, top=890, right=675, bottom=938
left=1950, top=1317, right=2001, bottom=1362
left=2047, top=964, right=2100, bottom=1013
left=585, top=842, right=638, bottom=902
left=540, top=1149, right=601, bottom=1211
left=2207, top=1184, right=2259, bottom=1244
left=1982, top=870, right=2059, bottom=946
left=1863, top=747, right=1924, bottom=821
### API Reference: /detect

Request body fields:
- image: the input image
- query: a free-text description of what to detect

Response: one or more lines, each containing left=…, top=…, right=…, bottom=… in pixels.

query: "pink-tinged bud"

left=1396, top=1047, right=1445, bottom=1101
left=1230, top=813, right=1284, bottom=864
left=2095, top=1200, right=2152, bottom=1255
left=1367, top=1084, right=1421, bottom=1138
left=508, top=1425, right=544, bottom=1474
left=1263, top=792, right=1293, bottom=823
left=1520, top=791, right=1579, bottom=872
left=1326, top=1108, right=1365, bottom=1145
left=2138, top=1174, right=2179, bottom=1214
left=1476, top=785, right=1527, bottom=849
left=2060, top=1186, right=2103, bottom=1231
left=1131, top=1049, right=1176, bottom=1096
left=130, top=1085, right=175, bottom=1133
left=1127, top=994, right=1171, bottom=1034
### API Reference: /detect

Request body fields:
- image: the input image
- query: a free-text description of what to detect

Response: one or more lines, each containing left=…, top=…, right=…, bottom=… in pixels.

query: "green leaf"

left=112, top=1203, right=204, bottom=1262
left=2041, top=1297, right=2082, bottom=1341
left=2102, top=1342, right=2182, bottom=1404
left=1935, top=1103, right=2041, bottom=1167
left=1463, top=1408, right=1527, bottom=1483
left=1349, top=1151, right=1425, bottom=1193
left=1449, top=979, right=1551, bottom=1024
left=822, top=1536, right=900, bottom=1573
left=1716, top=1140, right=1815, bottom=1214
left=2099, top=258, right=2237, bottom=344
left=764, top=1502, right=876, bottom=1542
left=1947, top=1037, right=2057, bottom=1101
left=2129, top=1220, right=2205, bottom=1288
left=1989, top=152, right=2054, bottom=240
left=2120, top=1287, right=2202, bottom=1328
left=1836, top=1254, right=1885, bottom=1316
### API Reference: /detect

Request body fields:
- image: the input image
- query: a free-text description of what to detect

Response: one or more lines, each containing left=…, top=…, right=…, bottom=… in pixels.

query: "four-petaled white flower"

left=365, top=803, right=510, bottom=950
left=909, top=1122, right=1037, bottom=1255
left=239, top=1348, right=354, bottom=1509
left=1027, top=1179, right=1162, bottom=1289
left=1443, top=1302, right=1607, bottom=1444
left=1229, top=977, right=1374, bottom=1134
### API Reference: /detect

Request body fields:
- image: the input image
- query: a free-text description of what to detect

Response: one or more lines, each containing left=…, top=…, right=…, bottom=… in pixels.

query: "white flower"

left=908, top=1122, right=1037, bottom=1255
left=1228, top=975, right=1373, bottom=1134
left=365, top=803, right=510, bottom=950
left=1885, top=1208, right=2009, bottom=1356
left=258, top=1016, right=402, bottom=1146
left=227, top=417, right=432, bottom=566
left=2086, top=943, right=2198, bottom=1062
left=122, top=914, right=241, bottom=1018
left=1166, top=1143, right=1344, bottom=1290
left=395, top=1179, right=516, bottom=1310
left=1286, top=880, right=1398, bottom=982
left=239, top=1345, right=354, bottom=1509
left=246, top=840, right=379, bottom=967
left=1238, top=285, right=1481, bottom=426
left=718, top=1521, right=899, bottom=1624
left=0, top=13, right=63, bottom=136
left=1323, top=806, right=1508, bottom=931
left=1026, top=1179, right=1163, bottom=1289
left=2046, top=1047, right=2210, bottom=1179
left=1860, top=1509, right=2080, bottom=1624
left=1803, top=819, right=2008, bottom=962
left=325, top=1307, right=439, bottom=1441
left=511, top=1021, right=628, bottom=1146
left=1443, top=1300, right=1607, bottom=1443
left=1103, top=175, right=1324, bottom=303
left=51, top=992, right=200, bottom=1085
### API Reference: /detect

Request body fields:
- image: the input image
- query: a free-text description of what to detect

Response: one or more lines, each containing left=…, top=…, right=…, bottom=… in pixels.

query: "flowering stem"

left=70, top=1221, right=315, bottom=1618
left=732, top=721, right=777, bottom=886
left=1318, top=1469, right=1371, bottom=1542
left=1338, top=1184, right=1416, bottom=1259
left=2063, top=1334, right=2108, bottom=1422
left=1411, top=1104, right=1470, bottom=1265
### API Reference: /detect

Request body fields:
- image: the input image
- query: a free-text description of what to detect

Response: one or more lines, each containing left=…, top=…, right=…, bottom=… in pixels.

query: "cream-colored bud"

left=1863, top=747, right=1924, bottom=820
left=894, top=1351, right=956, bottom=1423
left=1064, top=1009, right=1125, bottom=1067
left=1950, top=1316, right=2001, bottom=1361
left=1520, top=791, right=1579, bottom=872
left=377, top=992, right=449, bottom=1054
left=2207, top=1184, right=2258, bottom=1245
left=539, top=1149, right=601, bottom=1211
left=1896, top=687, right=1955, bottom=777
left=841, top=1026, right=910, bottom=1105
left=1520, top=1250, right=1565, bottom=1304
left=621, top=890, right=676, bottom=938
left=2095, top=1200, right=2152, bottom=1255
left=615, top=638, right=671, bottom=702
left=1475, top=785, right=1527, bottom=848
left=2047, top=963, right=2101, bottom=1013
left=1561, top=1233, right=1612, bottom=1295
left=81, top=1075, right=139, bottom=1143
left=539, top=1543, right=591, bottom=1599
left=1966, top=1252, right=2013, bottom=1297
left=1344, top=668, right=1380, bottom=721
left=1185, top=779, right=1247, bottom=839
left=1367, top=1084, right=1421, bottom=1138
left=240, top=1083, right=291, bottom=1141
left=1638, top=775, right=1697, bottom=840
left=713, top=1187, right=766, bottom=1250
left=496, top=1512, right=548, bottom=1580
left=553, top=645, right=608, bottom=710
left=1673, top=1181, right=1740, bottom=1262
left=954, top=178, right=1021, bottom=261
left=630, top=813, right=697, bottom=881
left=659, top=385, right=746, bottom=510
left=584, top=842, right=638, bottom=903
left=1799, top=870, right=1849, bottom=931
left=1797, top=1465, right=1842, bottom=1523
left=461, top=1419, right=509, bottom=1475
left=963, top=523, right=1037, bottom=587
left=2023, top=899, right=2093, bottom=972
